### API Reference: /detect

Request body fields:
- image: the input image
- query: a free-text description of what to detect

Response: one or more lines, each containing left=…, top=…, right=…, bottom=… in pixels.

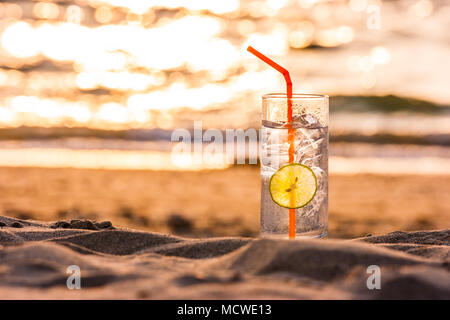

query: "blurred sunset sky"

left=0, top=0, right=449, bottom=173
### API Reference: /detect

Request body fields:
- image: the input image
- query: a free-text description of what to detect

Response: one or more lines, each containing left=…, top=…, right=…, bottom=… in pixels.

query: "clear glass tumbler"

left=260, top=93, right=328, bottom=239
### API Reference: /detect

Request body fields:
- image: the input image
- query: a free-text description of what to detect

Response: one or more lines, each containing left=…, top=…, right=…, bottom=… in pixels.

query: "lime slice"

left=269, top=163, right=317, bottom=209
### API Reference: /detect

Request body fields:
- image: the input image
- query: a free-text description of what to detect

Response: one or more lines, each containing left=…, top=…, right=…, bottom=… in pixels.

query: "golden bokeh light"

left=97, top=103, right=129, bottom=124
left=409, top=0, right=433, bottom=20
left=2, top=22, right=39, bottom=58
left=3, top=3, right=23, bottom=19
left=348, top=0, right=368, bottom=12
left=88, top=0, right=239, bottom=15
left=336, top=26, right=354, bottom=44
left=370, top=46, right=391, bottom=65
left=33, top=2, right=60, bottom=20
left=0, top=0, right=447, bottom=133
left=95, top=6, right=113, bottom=24
left=266, top=0, right=288, bottom=11
left=289, top=21, right=315, bottom=49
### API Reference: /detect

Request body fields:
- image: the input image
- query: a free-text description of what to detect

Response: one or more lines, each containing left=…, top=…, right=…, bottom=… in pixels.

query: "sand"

left=0, top=216, right=448, bottom=299
left=0, top=166, right=448, bottom=299
left=0, top=166, right=449, bottom=238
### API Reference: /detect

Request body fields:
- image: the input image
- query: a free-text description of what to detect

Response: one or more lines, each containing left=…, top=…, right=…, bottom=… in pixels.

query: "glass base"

left=260, top=229, right=327, bottom=240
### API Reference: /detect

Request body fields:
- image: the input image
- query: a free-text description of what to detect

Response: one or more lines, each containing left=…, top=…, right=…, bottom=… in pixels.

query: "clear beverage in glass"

left=260, top=93, right=328, bottom=239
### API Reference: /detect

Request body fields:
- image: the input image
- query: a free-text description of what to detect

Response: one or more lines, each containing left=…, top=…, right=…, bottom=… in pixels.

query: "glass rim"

left=262, top=93, right=328, bottom=100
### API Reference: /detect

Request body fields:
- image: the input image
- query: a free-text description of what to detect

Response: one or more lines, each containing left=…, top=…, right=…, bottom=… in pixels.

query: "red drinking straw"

left=247, top=46, right=296, bottom=239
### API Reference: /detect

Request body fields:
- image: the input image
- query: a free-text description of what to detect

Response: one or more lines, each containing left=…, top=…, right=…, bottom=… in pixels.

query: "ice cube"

left=293, top=113, right=320, bottom=128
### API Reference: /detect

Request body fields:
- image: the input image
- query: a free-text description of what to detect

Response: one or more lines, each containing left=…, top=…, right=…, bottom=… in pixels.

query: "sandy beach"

left=0, top=166, right=448, bottom=238
left=0, top=166, right=448, bottom=299
left=0, top=215, right=448, bottom=299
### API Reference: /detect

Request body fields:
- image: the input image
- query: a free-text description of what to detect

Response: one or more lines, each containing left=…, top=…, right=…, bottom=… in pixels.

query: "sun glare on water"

left=0, top=0, right=448, bottom=173
left=0, top=0, right=405, bottom=131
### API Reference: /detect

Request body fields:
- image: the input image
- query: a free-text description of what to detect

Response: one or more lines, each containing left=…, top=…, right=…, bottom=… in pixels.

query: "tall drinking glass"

left=260, top=93, right=328, bottom=239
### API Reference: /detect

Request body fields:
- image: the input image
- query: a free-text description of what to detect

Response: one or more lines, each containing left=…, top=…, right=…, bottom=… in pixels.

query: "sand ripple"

left=0, top=216, right=448, bottom=299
